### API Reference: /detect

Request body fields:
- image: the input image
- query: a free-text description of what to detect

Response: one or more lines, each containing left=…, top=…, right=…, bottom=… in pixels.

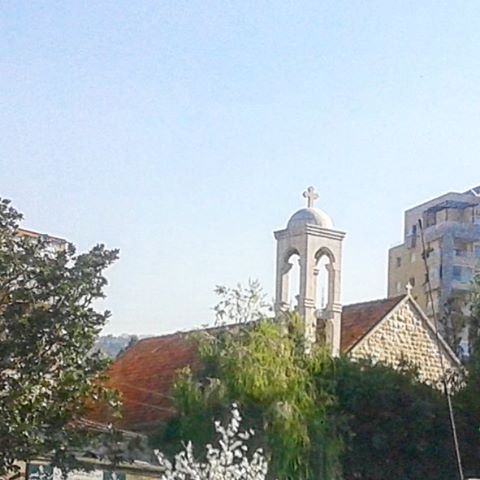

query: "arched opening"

left=286, top=252, right=301, bottom=311
left=315, top=249, right=334, bottom=312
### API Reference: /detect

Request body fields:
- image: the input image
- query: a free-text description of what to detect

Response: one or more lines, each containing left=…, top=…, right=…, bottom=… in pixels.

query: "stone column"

left=275, top=250, right=291, bottom=313
left=299, top=251, right=317, bottom=347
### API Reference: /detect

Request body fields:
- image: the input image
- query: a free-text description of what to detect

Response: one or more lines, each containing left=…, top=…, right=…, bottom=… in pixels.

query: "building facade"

left=388, top=186, right=480, bottom=329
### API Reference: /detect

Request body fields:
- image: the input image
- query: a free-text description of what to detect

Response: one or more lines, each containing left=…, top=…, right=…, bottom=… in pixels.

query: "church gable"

left=348, top=297, right=460, bottom=385
left=340, top=296, right=405, bottom=353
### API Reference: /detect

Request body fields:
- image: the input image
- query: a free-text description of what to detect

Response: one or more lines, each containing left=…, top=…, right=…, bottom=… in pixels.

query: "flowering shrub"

left=155, top=405, right=268, bottom=480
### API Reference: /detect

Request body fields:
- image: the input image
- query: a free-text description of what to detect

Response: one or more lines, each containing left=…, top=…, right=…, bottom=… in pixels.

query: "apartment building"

left=388, top=186, right=480, bottom=323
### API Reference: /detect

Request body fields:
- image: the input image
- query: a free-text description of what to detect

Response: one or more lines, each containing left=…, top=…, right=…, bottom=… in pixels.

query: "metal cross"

left=303, top=186, right=319, bottom=208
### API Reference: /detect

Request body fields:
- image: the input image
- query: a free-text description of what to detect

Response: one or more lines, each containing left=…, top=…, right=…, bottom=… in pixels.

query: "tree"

left=329, top=357, right=457, bottom=480
left=467, top=274, right=480, bottom=355
left=0, top=199, right=119, bottom=475
left=152, top=282, right=476, bottom=480
left=167, top=320, right=461, bottom=480
left=153, top=283, right=345, bottom=480
left=156, top=405, right=269, bottom=480
left=440, top=273, right=480, bottom=358
left=453, top=274, right=480, bottom=478
left=442, top=293, right=468, bottom=357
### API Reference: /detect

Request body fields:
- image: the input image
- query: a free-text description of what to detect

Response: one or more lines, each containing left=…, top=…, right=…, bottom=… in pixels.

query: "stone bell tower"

left=274, top=187, right=345, bottom=356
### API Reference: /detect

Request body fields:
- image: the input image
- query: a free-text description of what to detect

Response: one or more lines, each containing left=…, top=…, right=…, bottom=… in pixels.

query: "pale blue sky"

left=1, top=1, right=480, bottom=334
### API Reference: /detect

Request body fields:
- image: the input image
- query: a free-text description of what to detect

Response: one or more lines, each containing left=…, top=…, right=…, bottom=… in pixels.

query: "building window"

left=396, top=257, right=402, bottom=267
left=475, top=208, right=480, bottom=224
left=409, top=277, right=416, bottom=287
left=454, top=244, right=469, bottom=257
left=465, top=268, right=474, bottom=283
left=425, top=211, right=437, bottom=227
left=411, top=252, right=416, bottom=263
left=411, top=224, right=417, bottom=248
left=453, top=266, right=462, bottom=281
left=396, top=281, right=402, bottom=293
left=452, top=266, right=473, bottom=283
left=475, top=245, right=480, bottom=258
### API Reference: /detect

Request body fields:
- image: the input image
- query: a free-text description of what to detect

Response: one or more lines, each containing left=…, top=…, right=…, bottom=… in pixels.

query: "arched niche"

left=283, top=249, right=300, bottom=310
left=314, top=248, right=335, bottom=311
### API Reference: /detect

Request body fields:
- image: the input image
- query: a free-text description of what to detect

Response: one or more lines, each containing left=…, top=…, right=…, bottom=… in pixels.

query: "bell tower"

left=274, top=187, right=345, bottom=355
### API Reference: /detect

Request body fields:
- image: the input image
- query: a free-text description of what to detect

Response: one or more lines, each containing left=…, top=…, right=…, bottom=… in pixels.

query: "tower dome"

left=287, top=207, right=333, bottom=230
left=286, top=186, right=334, bottom=230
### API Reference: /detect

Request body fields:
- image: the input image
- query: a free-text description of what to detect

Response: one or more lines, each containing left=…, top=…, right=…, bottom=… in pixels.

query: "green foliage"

left=169, top=316, right=344, bottom=480
left=329, top=357, right=456, bottom=480
left=0, top=199, right=119, bottom=474
left=453, top=380, right=480, bottom=477
left=151, top=282, right=480, bottom=480
left=442, top=293, right=468, bottom=355
left=152, top=281, right=344, bottom=479
left=213, top=279, right=272, bottom=326
left=441, top=273, right=480, bottom=357
left=467, top=274, right=480, bottom=355
left=454, top=274, right=480, bottom=477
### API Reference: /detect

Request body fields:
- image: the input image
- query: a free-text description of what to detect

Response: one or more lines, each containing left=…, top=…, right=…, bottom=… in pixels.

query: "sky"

left=1, top=1, right=480, bottom=335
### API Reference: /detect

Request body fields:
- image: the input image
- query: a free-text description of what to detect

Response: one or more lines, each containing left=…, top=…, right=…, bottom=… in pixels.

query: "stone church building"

left=95, top=188, right=460, bottom=432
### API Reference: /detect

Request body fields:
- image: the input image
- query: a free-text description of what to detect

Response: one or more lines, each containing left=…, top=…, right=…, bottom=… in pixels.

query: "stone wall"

left=349, top=301, right=457, bottom=386
left=3, top=460, right=163, bottom=480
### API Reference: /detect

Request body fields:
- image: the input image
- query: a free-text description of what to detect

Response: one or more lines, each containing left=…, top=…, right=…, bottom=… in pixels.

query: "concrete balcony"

left=451, top=279, right=473, bottom=291
left=424, top=222, right=480, bottom=243
left=452, top=252, right=480, bottom=267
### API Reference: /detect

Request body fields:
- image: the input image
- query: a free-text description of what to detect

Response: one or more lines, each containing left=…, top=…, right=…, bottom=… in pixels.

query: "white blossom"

left=155, top=406, right=269, bottom=480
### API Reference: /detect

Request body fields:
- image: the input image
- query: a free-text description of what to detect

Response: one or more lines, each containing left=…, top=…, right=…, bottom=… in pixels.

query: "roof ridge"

left=133, top=321, right=237, bottom=346
left=130, top=296, right=408, bottom=347
left=343, top=295, right=405, bottom=309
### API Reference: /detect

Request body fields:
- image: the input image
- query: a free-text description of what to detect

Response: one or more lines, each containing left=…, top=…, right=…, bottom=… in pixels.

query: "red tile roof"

left=92, top=296, right=406, bottom=432
left=340, top=296, right=405, bottom=352
left=90, top=333, right=200, bottom=431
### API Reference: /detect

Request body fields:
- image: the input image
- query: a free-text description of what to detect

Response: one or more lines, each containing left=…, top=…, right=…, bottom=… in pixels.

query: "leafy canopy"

left=153, top=282, right=344, bottom=480
left=0, top=199, right=118, bottom=474
left=152, top=282, right=480, bottom=480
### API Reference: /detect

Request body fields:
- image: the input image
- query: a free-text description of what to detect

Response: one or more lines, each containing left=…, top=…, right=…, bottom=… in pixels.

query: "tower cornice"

left=274, top=225, right=346, bottom=241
